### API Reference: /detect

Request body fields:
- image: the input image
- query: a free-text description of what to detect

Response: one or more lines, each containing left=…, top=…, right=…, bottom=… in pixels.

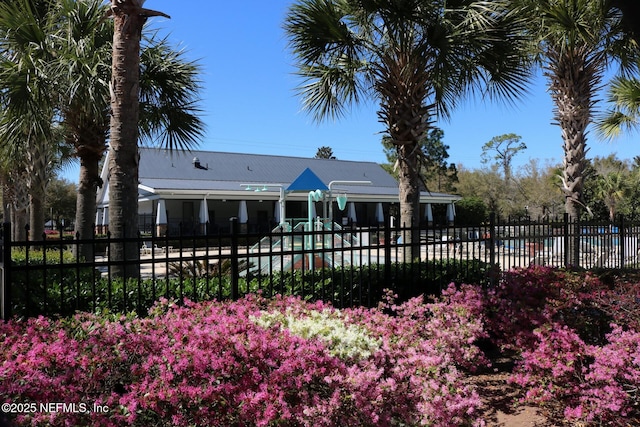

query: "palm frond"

left=596, top=75, right=640, bottom=139
left=285, top=0, right=372, bottom=122
left=138, top=32, right=205, bottom=152
left=296, top=62, right=367, bottom=121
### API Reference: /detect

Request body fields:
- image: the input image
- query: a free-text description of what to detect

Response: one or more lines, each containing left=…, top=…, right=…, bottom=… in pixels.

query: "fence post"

left=383, top=215, right=392, bottom=288
left=229, top=217, right=239, bottom=301
left=1, top=222, right=12, bottom=320
left=619, top=214, right=625, bottom=267
left=488, top=213, right=496, bottom=270
left=563, top=213, right=570, bottom=268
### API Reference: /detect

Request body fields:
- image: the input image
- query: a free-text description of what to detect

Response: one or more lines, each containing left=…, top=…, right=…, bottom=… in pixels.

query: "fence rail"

left=2, top=214, right=639, bottom=320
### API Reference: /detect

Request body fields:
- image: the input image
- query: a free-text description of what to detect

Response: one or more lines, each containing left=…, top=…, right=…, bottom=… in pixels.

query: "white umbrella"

left=199, top=198, right=209, bottom=224
left=238, top=200, right=248, bottom=223
left=375, top=202, right=384, bottom=223
left=156, top=199, right=168, bottom=225
left=425, top=203, right=433, bottom=224
left=348, top=202, right=357, bottom=224
left=95, top=210, right=102, bottom=227
left=446, top=203, right=455, bottom=223
left=102, top=207, right=109, bottom=226
left=273, top=201, right=280, bottom=224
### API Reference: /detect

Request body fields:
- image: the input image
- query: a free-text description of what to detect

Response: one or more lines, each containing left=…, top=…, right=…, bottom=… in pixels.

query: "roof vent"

left=193, top=157, right=208, bottom=170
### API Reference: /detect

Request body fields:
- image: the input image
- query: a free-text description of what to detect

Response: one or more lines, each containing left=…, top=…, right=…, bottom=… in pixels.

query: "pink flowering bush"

left=424, top=284, right=490, bottom=372
left=485, top=266, right=606, bottom=350
left=509, top=323, right=588, bottom=406
left=0, top=293, right=485, bottom=427
left=577, top=325, right=640, bottom=424
left=510, top=322, right=640, bottom=425
left=492, top=267, right=640, bottom=424
left=3, top=265, right=638, bottom=426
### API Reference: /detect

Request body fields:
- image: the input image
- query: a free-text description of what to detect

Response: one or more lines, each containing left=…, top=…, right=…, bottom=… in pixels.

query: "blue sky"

left=62, top=0, right=639, bottom=181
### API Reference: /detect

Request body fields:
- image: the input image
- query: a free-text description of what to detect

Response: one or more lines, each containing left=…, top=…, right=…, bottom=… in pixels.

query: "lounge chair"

left=141, top=241, right=163, bottom=255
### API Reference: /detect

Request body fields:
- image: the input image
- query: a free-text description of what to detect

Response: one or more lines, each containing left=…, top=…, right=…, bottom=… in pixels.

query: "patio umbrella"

left=348, top=202, right=357, bottom=224
left=274, top=201, right=280, bottom=224
left=238, top=200, right=248, bottom=223
left=156, top=199, right=168, bottom=225
left=102, top=207, right=109, bottom=226
left=199, top=198, right=209, bottom=224
left=446, top=203, right=455, bottom=224
left=425, top=203, right=433, bottom=225
left=375, top=202, right=384, bottom=223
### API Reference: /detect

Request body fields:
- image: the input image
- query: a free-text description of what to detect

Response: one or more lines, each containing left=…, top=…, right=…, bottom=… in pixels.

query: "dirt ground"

left=469, top=357, right=561, bottom=427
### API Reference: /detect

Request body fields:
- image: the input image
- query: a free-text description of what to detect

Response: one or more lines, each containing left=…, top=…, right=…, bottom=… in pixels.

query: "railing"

left=2, top=214, right=639, bottom=320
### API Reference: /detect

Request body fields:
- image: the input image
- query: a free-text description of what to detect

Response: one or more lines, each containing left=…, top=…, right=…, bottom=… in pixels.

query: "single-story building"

left=95, top=148, right=461, bottom=235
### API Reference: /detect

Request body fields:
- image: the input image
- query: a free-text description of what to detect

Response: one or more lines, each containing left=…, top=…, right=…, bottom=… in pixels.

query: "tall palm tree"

left=107, top=0, right=162, bottom=276
left=284, top=0, right=532, bottom=255
left=57, top=0, right=204, bottom=262
left=55, top=0, right=112, bottom=253
left=516, top=0, right=636, bottom=219
left=514, top=0, right=637, bottom=264
left=0, top=0, right=59, bottom=241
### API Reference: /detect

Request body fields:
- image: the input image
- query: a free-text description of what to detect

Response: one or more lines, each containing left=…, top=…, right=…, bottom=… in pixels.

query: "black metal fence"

left=2, top=214, right=639, bottom=320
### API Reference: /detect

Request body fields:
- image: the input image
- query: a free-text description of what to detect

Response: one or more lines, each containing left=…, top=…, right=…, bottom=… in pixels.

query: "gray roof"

left=98, top=148, right=460, bottom=203
left=137, top=148, right=397, bottom=189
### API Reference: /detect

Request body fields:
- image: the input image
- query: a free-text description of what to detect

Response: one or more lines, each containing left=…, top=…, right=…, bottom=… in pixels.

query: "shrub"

left=485, top=266, right=640, bottom=424
left=8, top=251, right=495, bottom=318
left=485, top=265, right=608, bottom=351
left=0, top=294, right=486, bottom=427
left=510, top=322, right=640, bottom=425
left=9, top=249, right=97, bottom=318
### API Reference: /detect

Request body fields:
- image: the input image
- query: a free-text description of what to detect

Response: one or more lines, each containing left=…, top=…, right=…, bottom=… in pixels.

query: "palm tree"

left=57, top=0, right=204, bottom=262
left=106, top=1, right=175, bottom=277
left=516, top=0, right=636, bottom=219
left=596, top=170, right=629, bottom=221
left=0, top=0, right=60, bottom=241
left=284, top=0, right=532, bottom=256
left=514, top=0, right=637, bottom=263
left=55, top=0, right=112, bottom=253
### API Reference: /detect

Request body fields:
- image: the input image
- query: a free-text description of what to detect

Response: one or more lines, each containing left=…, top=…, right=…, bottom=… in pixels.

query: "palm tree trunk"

left=397, top=143, right=422, bottom=260
left=2, top=170, right=29, bottom=241
left=26, top=139, right=49, bottom=241
left=75, top=142, right=105, bottom=260
left=376, top=51, right=429, bottom=262
left=108, top=2, right=146, bottom=278
left=548, top=49, right=595, bottom=266
left=9, top=171, right=29, bottom=241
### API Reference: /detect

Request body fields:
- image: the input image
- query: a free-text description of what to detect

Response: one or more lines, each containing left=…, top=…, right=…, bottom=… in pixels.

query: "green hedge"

left=8, top=256, right=496, bottom=317
left=9, top=249, right=98, bottom=318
